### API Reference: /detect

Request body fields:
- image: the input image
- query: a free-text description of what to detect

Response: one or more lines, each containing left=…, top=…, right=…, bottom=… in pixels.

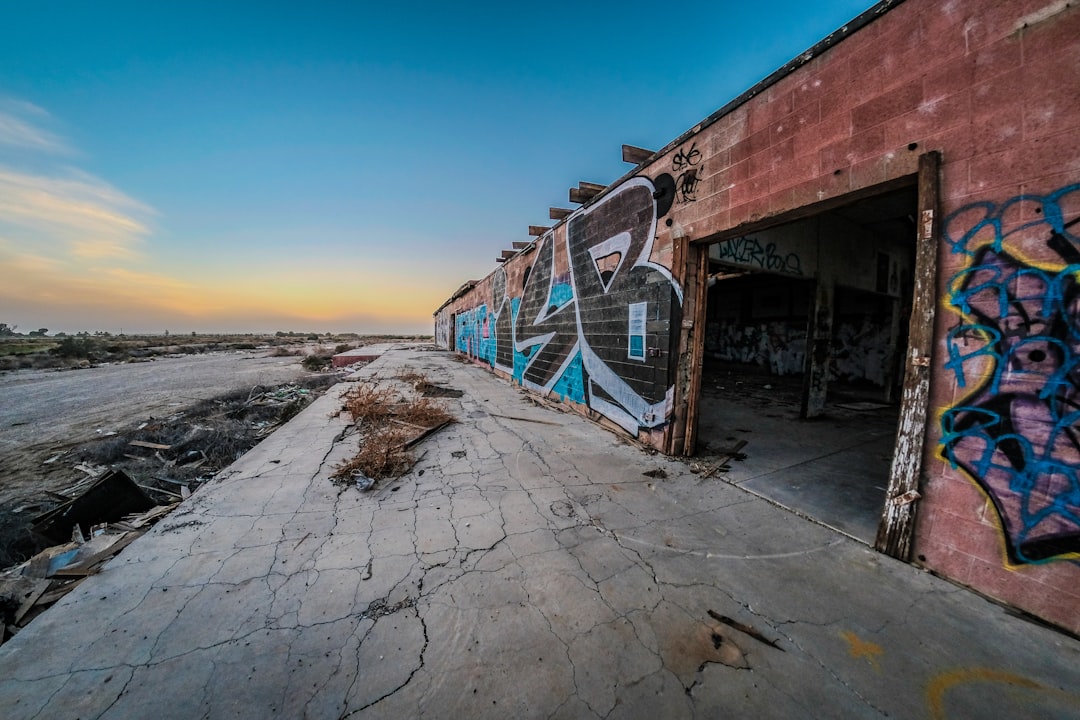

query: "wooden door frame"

left=874, top=151, right=940, bottom=559
left=679, top=153, right=940, bottom=560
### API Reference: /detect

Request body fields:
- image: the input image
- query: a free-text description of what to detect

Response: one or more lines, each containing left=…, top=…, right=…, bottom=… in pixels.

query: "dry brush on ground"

left=332, top=371, right=456, bottom=486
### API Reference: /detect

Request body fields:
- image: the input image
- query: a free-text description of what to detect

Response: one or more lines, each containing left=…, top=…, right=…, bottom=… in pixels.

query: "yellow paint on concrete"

left=840, top=630, right=883, bottom=672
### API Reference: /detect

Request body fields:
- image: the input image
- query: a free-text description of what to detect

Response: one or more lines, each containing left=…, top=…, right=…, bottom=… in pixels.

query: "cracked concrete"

left=1, top=346, right=1078, bottom=719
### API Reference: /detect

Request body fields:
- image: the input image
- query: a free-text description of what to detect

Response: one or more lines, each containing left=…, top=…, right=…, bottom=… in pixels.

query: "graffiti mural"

left=446, top=177, right=683, bottom=435
left=435, top=311, right=450, bottom=349
left=513, top=177, right=684, bottom=432
left=940, top=182, right=1080, bottom=564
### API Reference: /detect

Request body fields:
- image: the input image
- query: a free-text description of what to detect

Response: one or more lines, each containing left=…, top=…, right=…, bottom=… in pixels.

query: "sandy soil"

left=0, top=350, right=316, bottom=514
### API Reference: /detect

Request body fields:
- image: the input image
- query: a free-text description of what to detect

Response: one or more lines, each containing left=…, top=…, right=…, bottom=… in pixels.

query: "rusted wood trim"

left=682, top=245, right=710, bottom=456
left=874, top=151, right=941, bottom=559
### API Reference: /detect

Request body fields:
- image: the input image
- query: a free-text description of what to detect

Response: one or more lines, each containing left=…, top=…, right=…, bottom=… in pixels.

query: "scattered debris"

left=1, top=501, right=181, bottom=645
left=688, top=439, right=748, bottom=478
left=643, top=468, right=669, bottom=479
left=129, top=440, right=171, bottom=451
left=30, top=470, right=155, bottom=544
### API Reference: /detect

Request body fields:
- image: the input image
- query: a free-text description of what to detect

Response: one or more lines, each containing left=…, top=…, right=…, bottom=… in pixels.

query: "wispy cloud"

left=0, top=99, right=68, bottom=153
left=0, top=167, right=152, bottom=259
left=0, top=112, right=67, bottom=153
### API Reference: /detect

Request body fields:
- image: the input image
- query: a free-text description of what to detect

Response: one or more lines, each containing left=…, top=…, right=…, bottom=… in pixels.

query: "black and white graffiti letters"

left=491, top=267, right=514, bottom=375
left=514, top=234, right=579, bottom=393
left=511, top=177, right=684, bottom=433
left=567, top=177, right=684, bottom=433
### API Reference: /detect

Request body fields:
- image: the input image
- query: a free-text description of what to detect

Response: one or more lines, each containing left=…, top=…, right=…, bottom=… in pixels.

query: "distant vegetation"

left=0, top=329, right=433, bottom=373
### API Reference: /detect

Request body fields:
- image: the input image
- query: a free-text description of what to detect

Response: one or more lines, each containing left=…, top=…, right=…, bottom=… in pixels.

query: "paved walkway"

left=0, top=347, right=1077, bottom=719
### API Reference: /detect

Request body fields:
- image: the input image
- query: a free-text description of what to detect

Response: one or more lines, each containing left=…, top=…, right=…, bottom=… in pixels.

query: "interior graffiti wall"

left=706, top=215, right=906, bottom=387
left=438, top=176, right=683, bottom=439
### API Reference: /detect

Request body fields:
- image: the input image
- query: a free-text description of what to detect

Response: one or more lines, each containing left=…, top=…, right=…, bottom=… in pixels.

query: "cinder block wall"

left=435, top=0, right=1080, bottom=633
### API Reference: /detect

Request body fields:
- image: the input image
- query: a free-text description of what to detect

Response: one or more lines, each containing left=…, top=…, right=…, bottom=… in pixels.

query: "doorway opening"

left=695, top=186, right=918, bottom=543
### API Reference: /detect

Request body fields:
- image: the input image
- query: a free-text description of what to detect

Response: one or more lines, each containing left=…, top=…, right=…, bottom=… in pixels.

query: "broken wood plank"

left=136, top=483, right=182, bottom=500
left=621, top=144, right=655, bottom=164
left=401, top=419, right=453, bottom=450
left=123, top=504, right=177, bottom=529
left=34, top=578, right=85, bottom=606
left=708, top=610, right=784, bottom=651
left=0, top=578, right=51, bottom=625
left=389, top=418, right=429, bottom=432
left=488, top=413, right=562, bottom=427
left=51, top=531, right=144, bottom=577
left=129, top=440, right=171, bottom=450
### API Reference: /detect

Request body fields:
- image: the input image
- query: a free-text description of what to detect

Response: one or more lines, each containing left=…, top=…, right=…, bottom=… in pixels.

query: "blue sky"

left=0, top=0, right=877, bottom=335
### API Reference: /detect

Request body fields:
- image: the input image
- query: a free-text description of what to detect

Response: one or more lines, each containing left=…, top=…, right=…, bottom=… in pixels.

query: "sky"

left=0, top=0, right=878, bottom=336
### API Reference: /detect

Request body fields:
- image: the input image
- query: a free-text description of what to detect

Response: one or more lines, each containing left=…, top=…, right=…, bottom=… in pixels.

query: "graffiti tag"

left=715, top=236, right=804, bottom=275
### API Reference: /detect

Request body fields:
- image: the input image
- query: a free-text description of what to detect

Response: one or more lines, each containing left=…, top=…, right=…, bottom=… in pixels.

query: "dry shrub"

left=333, top=377, right=456, bottom=483
left=396, top=397, right=454, bottom=428
left=341, top=383, right=396, bottom=425
left=333, top=425, right=414, bottom=481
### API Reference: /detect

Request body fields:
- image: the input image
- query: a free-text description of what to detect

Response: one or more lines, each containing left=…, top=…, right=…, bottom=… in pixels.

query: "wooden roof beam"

left=570, top=181, right=606, bottom=204
left=528, top=225, right=551, bottom=236
left=549, top=207, right=573, bottom=220
left=622, top=144, right=655, bottom=164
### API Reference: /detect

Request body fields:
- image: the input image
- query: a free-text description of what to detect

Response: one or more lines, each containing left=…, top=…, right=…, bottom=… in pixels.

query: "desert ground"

left=0, top=337, right=426, bottom=566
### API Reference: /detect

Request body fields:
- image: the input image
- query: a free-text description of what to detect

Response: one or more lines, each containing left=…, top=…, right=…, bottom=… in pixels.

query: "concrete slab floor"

left=0, top=347, right=1077, bottom=719
left=695, top=379, right=898, bottom=544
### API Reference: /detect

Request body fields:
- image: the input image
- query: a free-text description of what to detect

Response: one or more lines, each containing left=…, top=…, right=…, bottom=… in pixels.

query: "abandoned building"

left=433, top=0, right=1080, bottom=635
